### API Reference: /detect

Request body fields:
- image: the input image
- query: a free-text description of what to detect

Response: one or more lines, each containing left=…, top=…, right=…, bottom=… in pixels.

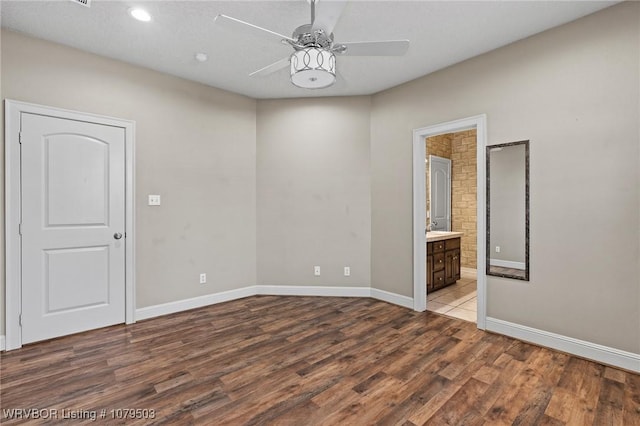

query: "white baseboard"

left=135, top=285, right=410, bottom=322
left=135, top=286, right=258, bottom=321
left=256, top=285, right=370, bottom=298
left=486, top=317, right=640, bottom=373
left=370, top=288, right=414, bottom=309
left=489, top=259, right=525, bottom=270
left=0, top=335, right=5, bottom=351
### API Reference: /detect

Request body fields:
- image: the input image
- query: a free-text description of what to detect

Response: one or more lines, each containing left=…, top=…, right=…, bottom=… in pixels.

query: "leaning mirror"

left=486, top=140, right=529, bottom=281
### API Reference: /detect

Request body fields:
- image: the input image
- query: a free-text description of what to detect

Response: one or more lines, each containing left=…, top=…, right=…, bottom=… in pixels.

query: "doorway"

left=412, top=115, right=487, bottom=329
left=5, top=100, right=136, bottom=350
left=426, top=131, right=477, bottom=322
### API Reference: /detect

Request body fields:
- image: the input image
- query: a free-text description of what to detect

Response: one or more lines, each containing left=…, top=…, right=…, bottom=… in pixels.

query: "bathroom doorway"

left=412, top=115, right=487, bottom=329
left=426, top=130, right=478, bottom=322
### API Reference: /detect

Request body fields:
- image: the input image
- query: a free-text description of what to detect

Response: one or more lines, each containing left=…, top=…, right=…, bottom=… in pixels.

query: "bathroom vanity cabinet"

left=426, top=233, right=462, bottom=292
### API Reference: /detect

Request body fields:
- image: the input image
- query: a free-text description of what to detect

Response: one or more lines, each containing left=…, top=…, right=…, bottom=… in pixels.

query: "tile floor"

left=426, top=269, right=477, bottom=322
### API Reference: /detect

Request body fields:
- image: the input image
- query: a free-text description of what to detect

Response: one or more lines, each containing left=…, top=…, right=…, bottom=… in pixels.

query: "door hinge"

left=18, top=223, right=22, bottom=235
left=18, top=132, right=22, bottom=144
left=19, top=314, right=22, bottom=327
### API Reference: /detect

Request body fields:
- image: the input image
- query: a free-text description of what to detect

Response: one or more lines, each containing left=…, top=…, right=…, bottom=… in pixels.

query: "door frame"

left=412, top=114, right=487, bottom=329
left=4, top=99, right=136, bottom=350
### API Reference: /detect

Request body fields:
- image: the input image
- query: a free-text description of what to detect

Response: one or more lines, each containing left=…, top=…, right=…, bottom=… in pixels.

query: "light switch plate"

left=148, top=195, right=161, bottom=206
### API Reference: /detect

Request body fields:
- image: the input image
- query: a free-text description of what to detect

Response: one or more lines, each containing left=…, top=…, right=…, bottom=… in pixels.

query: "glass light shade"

left=290, top=47, right=336, bottom=89
left=129, top=8, right=151, bottom=22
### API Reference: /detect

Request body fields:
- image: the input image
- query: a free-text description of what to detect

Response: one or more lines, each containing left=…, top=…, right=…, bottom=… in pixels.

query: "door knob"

left=114, top=233, right=123, bottom=240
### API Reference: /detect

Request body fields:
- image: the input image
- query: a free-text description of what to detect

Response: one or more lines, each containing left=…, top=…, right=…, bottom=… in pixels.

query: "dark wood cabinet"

left=444, top=238, right=461, bottom=285
left=426, top=237, right=461, bottom=292
left=426, top=253, right=433, bottom=291
left=445, top=248, right=460, bottom=285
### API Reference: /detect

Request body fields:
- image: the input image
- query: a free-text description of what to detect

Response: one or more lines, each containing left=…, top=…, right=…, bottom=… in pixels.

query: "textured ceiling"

left=1, top=0, right=617, bottom=99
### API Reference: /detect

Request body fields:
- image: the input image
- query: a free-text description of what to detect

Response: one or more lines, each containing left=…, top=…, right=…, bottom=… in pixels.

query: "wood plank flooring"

left=487, top=266, right=526, bottom=280
left=1, top=296, right=638, bottom=425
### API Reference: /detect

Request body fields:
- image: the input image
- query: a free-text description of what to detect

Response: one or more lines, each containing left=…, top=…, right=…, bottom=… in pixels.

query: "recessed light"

left=195, top=53, right=208, bottom=63
left=129, top=8, right=151, bottom=22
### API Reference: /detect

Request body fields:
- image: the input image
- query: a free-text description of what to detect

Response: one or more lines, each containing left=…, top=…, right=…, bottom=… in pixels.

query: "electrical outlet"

left=199, top=273, right=207, bottom=284
left=314, top=266, right=321, bottom=276
left=148, top=194, right=161, bottom=206
left=344, top=266, right=351, bottom=277
left=495, top=246, right=501, bottom=253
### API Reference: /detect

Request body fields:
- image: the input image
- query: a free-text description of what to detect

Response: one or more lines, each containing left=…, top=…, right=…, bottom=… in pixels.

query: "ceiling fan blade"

left=249, top=57, right=290, bottom=77
left=214, top=14, right=295, bottom=43
left=311, top=0, right=346, bottom=35
left=336, top=40, right=410, bottom=56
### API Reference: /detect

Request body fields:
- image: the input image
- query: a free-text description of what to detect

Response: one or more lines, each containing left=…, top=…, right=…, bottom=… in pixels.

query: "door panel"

left=44, top=246, right=110, bottom=313
left=46, top=135, right=110, bottom=227
left=21, top=113, right=126, bottom=344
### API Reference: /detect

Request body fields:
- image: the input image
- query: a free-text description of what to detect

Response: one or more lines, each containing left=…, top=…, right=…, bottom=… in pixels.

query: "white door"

left=429, top=155, right=451, bottom=231
left=21, top=113, right=126, bottom=344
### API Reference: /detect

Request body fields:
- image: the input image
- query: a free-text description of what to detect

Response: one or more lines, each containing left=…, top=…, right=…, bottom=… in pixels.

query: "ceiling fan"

left=214, top=0, right=410, bottom=89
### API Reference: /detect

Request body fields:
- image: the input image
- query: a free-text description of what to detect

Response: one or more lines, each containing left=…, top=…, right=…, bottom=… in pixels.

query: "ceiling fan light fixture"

left=290, top=47, right=336, bottom=89
left=129, top=8, right=151, bottom=22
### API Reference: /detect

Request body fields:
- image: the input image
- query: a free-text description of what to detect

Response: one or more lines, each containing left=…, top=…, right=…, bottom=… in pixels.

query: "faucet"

left=426, top=221, right=437, bottom=232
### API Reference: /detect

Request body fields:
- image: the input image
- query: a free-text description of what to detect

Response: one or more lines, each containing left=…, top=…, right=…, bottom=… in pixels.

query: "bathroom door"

left=429, top=155, right=451, bottom=231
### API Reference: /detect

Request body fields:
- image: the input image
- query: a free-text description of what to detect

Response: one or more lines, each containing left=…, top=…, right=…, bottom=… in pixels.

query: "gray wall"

left=489, top=145, right=526, bottom=264
left=257, top=97, right=371, bottom=287
left=0, top=29, right=258, bottom=337
left=370, top=2, right=639, bottom=353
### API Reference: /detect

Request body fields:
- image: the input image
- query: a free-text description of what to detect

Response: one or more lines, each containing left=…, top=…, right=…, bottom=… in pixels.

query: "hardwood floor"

left=1, top=296, right=638, bottom=425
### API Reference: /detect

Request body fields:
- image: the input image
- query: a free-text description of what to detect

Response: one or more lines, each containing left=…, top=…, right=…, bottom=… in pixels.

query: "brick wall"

left=425, top=130, right=477, bottom=269
left=451, top=130, right=477, bottom=269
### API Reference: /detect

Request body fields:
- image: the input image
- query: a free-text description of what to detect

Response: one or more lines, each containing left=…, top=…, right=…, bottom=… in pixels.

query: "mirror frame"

left=486, top=140, right=530, bottom=281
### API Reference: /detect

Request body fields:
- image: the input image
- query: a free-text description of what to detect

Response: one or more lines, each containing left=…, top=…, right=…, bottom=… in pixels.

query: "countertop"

left=426, top=231, right=464, bottom=242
